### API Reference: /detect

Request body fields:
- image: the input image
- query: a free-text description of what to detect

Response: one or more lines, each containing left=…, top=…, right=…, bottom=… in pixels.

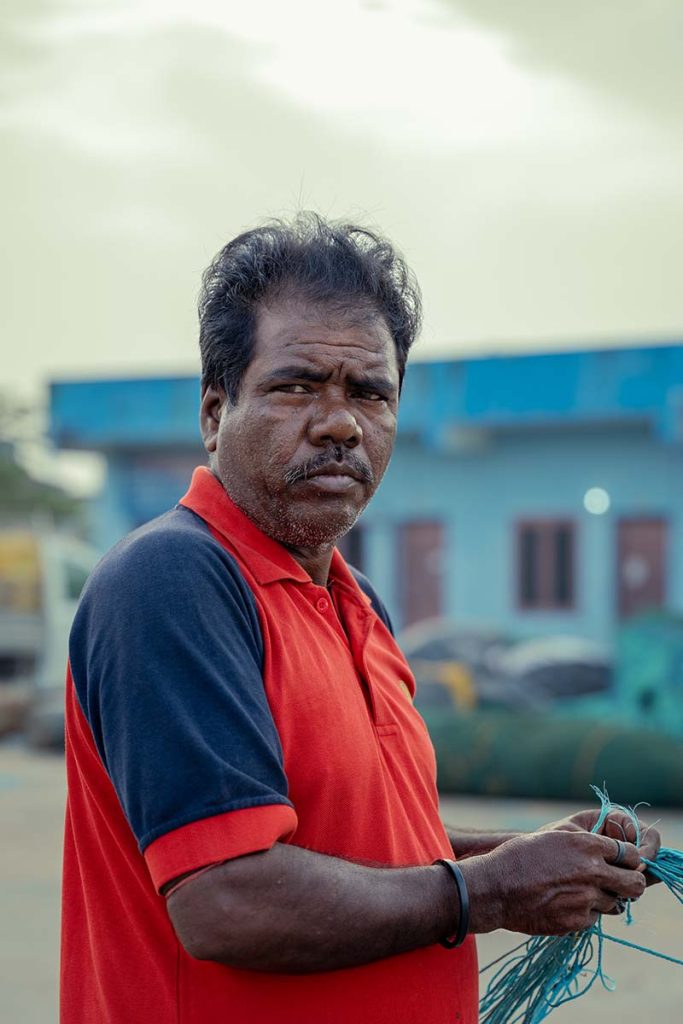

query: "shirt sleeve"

left=68, top=508, right=297, bottom=891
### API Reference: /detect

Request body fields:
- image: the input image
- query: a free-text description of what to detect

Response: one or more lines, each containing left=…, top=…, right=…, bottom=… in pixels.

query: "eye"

left=353, top=388, right=386, bottom=402
left=272, top=383, right=310, bottom=395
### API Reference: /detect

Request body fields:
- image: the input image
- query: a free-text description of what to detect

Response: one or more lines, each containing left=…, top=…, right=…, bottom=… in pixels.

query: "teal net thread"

left=479, top=788, right=683, bottom=1023
left=641, top=848, right=683, bottom=904
left=602, top=932, right=683, bottom=967
left=479, top=924, right=613, bottom=1024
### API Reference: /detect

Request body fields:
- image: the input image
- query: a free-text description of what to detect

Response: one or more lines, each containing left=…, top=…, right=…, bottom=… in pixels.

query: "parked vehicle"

left=397, top=619, right=538, bottom=711
left=400, top=619, right=614, bottom=715
left=0, top=529, right=97, bottom=745
left=492, top=635, right=614, bottom=708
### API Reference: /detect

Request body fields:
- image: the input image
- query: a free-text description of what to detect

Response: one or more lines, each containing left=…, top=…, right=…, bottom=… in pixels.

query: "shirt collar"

left=180, top=467, right=311, bottom=585
left=181, top=468, right=373, bottom=611
left=328, top=548, right=373, bottom=610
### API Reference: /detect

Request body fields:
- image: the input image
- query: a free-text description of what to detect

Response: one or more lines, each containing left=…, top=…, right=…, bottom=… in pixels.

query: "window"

left=516, top=520, right=576, bottom=610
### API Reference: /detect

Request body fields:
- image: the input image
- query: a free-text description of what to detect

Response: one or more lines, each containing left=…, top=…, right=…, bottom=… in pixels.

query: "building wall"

left=84, top=423, right=683, bottom=646
left=89, top=448, right=204, bottom=552
left=83, top=422, right=682, bottom=647
left=361, top=423, right=683, bottom=641
left=54, top=344, right=683, bottom=647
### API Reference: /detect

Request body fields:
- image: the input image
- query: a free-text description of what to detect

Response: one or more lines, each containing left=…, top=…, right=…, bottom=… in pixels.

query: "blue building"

left=50, top=343, right=683, bottom=643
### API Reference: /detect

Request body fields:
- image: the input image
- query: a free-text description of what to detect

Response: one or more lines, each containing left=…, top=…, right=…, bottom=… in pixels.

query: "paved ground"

left=2, top=739, right=682, bottom=1023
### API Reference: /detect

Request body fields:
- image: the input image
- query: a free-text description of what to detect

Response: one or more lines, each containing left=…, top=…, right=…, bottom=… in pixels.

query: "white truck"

left=0, top=530, right=98, bottom=745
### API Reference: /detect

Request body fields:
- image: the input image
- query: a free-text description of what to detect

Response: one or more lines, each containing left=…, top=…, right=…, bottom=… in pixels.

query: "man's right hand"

left=458, top=829, right=646, bottom=936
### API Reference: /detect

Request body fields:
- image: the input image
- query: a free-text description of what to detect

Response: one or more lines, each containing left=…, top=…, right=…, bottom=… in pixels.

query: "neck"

left=210, top=470, right=338, bottom=585
left=284, top=543, right=335, bottom=586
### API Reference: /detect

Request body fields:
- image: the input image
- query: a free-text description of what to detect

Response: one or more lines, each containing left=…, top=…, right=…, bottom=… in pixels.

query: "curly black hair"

left=198, top=212, right=422, bottom=401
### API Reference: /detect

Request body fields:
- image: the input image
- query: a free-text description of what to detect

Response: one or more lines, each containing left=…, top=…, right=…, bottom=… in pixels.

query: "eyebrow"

left=258, top=365, right=397, bottom=395
left=258, top=366, right=332, bottom=387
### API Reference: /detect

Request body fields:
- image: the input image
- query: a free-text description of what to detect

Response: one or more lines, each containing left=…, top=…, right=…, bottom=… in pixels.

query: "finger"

left=602, top=866, right=647, bottom=900
left=640, top=863, right=663, bottom=886
left=638, top=825, right=662, bottom=861
left=603, top=898, right=629, bottom=916
left=609, top=838, right=629, bottom=866
left=598, top=836, right=641, bottom=870
left=592, top=892, right=625, bottom=916
left=602, top=815, right=638, bottom=844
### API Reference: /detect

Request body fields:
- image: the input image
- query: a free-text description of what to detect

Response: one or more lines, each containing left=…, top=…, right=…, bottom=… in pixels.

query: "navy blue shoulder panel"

left=348, top=566, right=394, bottom=636
left=69, top=505, right=291, bottom=853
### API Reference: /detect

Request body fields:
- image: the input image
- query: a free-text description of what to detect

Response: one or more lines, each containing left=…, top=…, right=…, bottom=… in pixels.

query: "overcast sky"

left=3, top=0, right=683, bottom=405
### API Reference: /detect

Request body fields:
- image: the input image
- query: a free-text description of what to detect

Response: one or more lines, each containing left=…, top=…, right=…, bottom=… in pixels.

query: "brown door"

left=399, top=521, right=444, bottom=627
left=617, top=518, right=667, bottom=619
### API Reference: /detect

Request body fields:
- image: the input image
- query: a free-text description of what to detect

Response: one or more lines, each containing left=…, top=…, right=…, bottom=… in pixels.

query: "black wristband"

left=434, top=858, right=469, bottom=948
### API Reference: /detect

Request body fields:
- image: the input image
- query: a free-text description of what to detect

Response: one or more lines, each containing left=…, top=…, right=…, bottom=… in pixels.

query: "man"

left=61, top=214, right=658, bottom=1024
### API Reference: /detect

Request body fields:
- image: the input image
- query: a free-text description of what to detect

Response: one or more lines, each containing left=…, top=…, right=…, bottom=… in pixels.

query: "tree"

left=0, top=393, right=82, bottom=527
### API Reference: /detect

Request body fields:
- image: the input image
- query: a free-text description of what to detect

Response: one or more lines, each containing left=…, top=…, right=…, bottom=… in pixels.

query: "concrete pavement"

left=2, top=741, right=682, bottom=1023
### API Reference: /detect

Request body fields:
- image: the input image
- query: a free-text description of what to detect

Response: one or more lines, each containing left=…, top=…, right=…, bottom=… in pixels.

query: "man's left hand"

left=539, top=809, right=662, bottom=884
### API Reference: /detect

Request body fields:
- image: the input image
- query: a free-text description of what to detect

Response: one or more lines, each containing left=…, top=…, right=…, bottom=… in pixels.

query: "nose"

left=308, top=401, right=363, bottom=448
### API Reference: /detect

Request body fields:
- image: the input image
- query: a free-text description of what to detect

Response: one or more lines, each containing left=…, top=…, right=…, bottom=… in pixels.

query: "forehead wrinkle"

left=280, top=336, right=387, bottom=356
left=252, top=302, right=399, bottom=383
left=276, top=344, right=396, bottom=386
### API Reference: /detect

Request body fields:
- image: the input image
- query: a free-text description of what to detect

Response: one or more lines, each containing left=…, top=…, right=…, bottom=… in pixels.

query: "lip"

left=307, top=464, right=362, bottom=481
left=301, top=466, right=360, bottom=493
left=303, top=471, right=360, bottom=491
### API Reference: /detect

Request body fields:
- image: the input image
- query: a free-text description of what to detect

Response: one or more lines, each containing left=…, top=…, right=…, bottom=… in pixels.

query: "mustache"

left=283, top=446, right=374, bottom=486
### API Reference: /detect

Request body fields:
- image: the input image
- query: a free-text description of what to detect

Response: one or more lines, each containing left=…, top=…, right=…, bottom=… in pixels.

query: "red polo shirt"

left=61, top=467, right=478, bottom=1023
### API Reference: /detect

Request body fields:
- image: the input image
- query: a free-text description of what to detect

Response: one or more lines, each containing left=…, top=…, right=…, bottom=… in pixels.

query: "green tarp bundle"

left=424, top=708, right=683, bottom=806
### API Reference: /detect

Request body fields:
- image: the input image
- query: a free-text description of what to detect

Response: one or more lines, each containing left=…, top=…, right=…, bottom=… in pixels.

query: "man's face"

left=200, top=294, right=400, bottom=550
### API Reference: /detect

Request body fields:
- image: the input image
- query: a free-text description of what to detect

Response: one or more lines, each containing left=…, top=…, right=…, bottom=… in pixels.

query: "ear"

left=200, top=383, right=227, bottom=454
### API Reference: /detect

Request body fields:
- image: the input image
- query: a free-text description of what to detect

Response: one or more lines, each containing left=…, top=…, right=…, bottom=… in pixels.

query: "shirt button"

left=316, top=597, right=330, bottom=613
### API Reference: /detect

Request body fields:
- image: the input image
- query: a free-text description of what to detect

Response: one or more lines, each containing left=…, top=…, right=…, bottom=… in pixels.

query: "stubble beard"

left=241, top=488, right=368, bottom=550
left=215, top=447, right=383, bottom=550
